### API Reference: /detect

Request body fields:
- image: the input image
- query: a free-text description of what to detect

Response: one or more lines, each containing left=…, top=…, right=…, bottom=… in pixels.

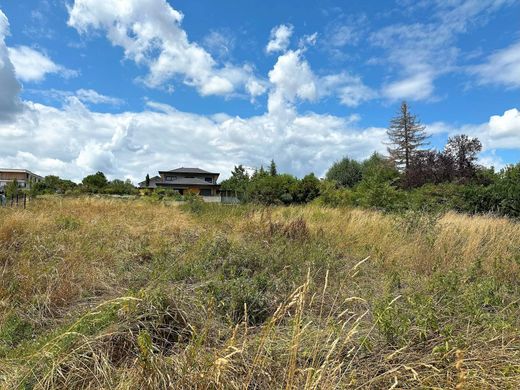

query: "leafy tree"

left=361, top=152, right=399, bottom=183
left=387, top=101, right=428, bottom=173
left=220, top=165, right=250, bottom=192
left=105, top=179, right=137, bottom=195
left=247, top=174, right=298, bottom=205
left=325, top=157, right=362, bottom=188
left=82, top=172, right=108, bottom=192
left=251, top=165, right=268, bottom=180
left=269, top=160, right=277, bottom=176
left=465, top=163, right=520, bottom=217
left=31, top=175, right=77, bottom=195
left=5, top=179, right=19, bottom=198
left=444, top=134, right=482, bottom=181
left=292, top=173, right=321, bottom=203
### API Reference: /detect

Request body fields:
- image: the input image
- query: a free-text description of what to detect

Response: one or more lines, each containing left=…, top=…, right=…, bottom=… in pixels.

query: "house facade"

left=0, top=169, right=43, bottom=191
left=139, top=167, right=220, bottom=196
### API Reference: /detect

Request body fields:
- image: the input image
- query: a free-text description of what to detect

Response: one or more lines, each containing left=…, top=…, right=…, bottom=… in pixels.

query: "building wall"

left=0, top=171, right=42, bottom=190
left=0, top=172, right=27, bottom=181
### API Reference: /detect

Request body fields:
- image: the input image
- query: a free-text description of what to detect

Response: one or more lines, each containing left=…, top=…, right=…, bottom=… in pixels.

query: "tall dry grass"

left=0, top=197, right=518, bottom=389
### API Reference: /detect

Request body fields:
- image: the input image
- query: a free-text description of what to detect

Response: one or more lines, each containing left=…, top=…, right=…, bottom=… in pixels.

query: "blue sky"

left=0, top=0, right=519, bottom=182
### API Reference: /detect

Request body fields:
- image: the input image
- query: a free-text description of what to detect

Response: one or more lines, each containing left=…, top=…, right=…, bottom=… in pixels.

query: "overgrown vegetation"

left=0, top=197, right=518, bottom=388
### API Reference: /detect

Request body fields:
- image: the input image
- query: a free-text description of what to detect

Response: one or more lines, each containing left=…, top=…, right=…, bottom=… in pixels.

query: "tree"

left=247, top=174, right=297, bottom=205
left=31, top=175, right=77, bottom=195
left=145, top=174, right=150, bottom=187
left=444, top=134, right=482, bottom=181
left=361, top=152, right=399, bottom=183
left=325, top=157, right=362, bottom=188
left=387, top=101, right=428, bottom=172
left=5, top=179, right=19, bottom=198
left=82, top=171, right=108, bottom=192
left=105, top=179, right=137, bottom=195
left=269, top=160, right=277, bottom=176
left=292, top=173, right=321, bottom=203
left=220, top=165, right=250, bottom=192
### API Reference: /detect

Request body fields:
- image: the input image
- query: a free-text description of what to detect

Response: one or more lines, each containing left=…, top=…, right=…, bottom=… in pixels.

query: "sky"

left=0, top=0, right=519, bottom=182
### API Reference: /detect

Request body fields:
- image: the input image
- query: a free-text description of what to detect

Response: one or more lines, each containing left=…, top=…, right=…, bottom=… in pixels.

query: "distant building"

left=0, top=169, right=43, bottom=191
left=139, top=167, right=220, bottom=196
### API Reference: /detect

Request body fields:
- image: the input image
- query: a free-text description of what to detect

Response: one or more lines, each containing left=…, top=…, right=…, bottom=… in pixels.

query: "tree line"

left=25, top=171, right=138, bottom=196
left=221, top=101, right=520, bottom=217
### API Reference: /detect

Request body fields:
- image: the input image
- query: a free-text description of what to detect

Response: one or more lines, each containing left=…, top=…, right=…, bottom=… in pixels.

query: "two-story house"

left=0, top=169, right=43, bottom=191
left=140, top=167, right=220, bottom=196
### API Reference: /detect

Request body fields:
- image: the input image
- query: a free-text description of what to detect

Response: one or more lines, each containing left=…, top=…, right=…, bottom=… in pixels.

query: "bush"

left=316, top=180, right=352, bottom=207
left=246, top=174, right=298, bottom=205
left=325, top=157, right=362, bottom=188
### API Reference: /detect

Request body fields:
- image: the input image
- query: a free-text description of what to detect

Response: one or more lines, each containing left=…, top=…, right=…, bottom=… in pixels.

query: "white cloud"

left=266, top=24, right=293, bottom=53
left=267, top=50, right=375, bottom=117
left=267, top=50, right=317, bottom=117
left=75, top=89, right=124, bottom=106
left=0, top=98, right=387, bottom=181
left=67, top=0, right=263, bottom=98
left=7, top=46, right=76, bottom=82
left=203, top=30, right=235, bottom=59
left=371, top=0, right=516, bottom=101
left=0, top=9, right=23, bottom=121
left=382, top=69, right=435, bottom=101
left=320, top=73, right=376, bottom=107
left=0, top=30, right=383, bottom=183
left=471, top=40, right=520, bottom=89
left=426, top=108, right=520, bottom=151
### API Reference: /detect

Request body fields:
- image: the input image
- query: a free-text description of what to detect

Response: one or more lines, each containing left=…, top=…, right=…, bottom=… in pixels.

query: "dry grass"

left=0, top=197, right=519, bottom=389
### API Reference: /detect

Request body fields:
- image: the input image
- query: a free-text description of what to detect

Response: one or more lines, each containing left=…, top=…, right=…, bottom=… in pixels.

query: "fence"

left=220, top=190, right=242, bottom=204
left=0, top=193, right=28, bottom=209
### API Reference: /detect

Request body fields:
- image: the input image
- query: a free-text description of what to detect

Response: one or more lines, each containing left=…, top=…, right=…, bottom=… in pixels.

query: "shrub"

left=325, top=157, right=363, bottom=187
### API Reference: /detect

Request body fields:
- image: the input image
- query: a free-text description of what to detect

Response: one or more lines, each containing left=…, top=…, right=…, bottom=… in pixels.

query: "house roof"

left=137, top=175, right=161, bottom=188
left=0, top=168, right=43, bottom=179
left=157, top=177, right=220, bottom=187
left=158, top=167, right=220, bottom=175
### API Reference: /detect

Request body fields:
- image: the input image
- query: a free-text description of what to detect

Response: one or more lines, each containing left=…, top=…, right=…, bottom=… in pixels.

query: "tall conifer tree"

left=386, top=101, right=428, bottom=172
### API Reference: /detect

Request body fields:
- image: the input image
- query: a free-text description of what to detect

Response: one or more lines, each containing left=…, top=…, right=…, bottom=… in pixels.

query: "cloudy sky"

left=0, top=0, right=519, bottom=182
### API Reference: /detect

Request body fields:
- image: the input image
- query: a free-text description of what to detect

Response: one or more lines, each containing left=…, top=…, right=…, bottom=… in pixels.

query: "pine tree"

left=386, top=101, right=428, bottom=172
left=145, top=174, right=150, bottom=187
left=269, top=159, right=277, bottom=176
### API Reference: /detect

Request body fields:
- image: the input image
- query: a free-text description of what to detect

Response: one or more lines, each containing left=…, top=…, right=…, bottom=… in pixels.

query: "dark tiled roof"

left=138, top=175, right=161, bottom=188
left=157, top=177, right=220, bottom=186
left=159, top=167, right=219, bottom=175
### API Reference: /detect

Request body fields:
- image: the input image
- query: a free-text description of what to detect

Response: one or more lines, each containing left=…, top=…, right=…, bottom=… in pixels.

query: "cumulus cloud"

left=0, top=9, right=23, bottom=122
left=425, top=108, right=520, bottom=151
left=0, top=55, right=385, bottom=184
left=67, top=0, right=263, bottom=98
left=471, top=40, right=520, bottom=89
left=267, top=50, right=375, bottom=117
left=7, top=46, right=76, bottom=82
left=0, top=29, right=382, bottom=182
left=0, top=92, right=389, bottom=182
left=266, top=24, right=293, bottom=53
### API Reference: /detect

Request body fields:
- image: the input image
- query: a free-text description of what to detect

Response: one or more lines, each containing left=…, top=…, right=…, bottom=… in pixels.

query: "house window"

left=165, top=176, right=176, bottom=181
left=204, top=177, right=213, bottom=183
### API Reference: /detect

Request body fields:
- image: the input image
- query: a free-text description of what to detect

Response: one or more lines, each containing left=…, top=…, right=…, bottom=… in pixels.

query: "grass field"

left=0, top=197, right=519, bottom=389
